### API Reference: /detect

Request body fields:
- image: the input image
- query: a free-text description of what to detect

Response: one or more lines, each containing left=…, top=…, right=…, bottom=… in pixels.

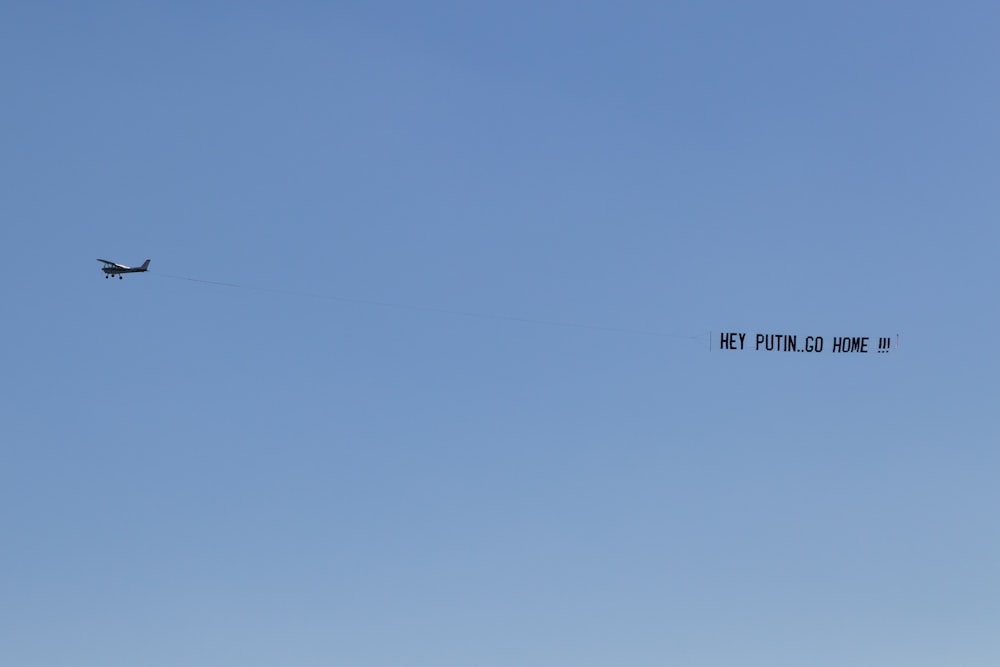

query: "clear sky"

left=2, top=2, right=998, bottom=665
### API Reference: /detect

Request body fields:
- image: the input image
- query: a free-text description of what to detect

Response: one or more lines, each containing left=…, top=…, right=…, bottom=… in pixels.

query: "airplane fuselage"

left=102, top=266, right=145, bottom=275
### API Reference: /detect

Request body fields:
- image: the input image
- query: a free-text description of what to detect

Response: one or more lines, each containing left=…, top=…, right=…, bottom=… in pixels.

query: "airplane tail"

left=140, top=259, right=151, bottom=271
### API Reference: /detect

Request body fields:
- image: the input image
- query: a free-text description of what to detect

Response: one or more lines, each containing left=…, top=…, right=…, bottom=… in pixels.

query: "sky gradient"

left=2, top=2, right=998, bottom=665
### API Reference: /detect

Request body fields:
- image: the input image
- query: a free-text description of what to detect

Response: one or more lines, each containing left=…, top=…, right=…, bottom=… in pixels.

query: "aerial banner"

left=716, top=333, right=898, bottom=354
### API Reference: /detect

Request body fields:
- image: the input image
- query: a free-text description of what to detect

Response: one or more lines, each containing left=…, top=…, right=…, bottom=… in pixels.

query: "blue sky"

left=1, top=2, right=998, bottom=665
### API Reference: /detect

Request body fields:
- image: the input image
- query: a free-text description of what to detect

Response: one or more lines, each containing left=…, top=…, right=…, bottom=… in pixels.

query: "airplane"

left=98, top=258, right=150, bottom=279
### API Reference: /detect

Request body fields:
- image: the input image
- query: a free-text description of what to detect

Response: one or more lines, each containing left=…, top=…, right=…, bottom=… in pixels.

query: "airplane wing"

left=97, top=259, right=128, bottom=268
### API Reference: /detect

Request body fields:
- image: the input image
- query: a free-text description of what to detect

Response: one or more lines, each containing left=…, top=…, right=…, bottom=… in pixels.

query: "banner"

left=717, top=333, right=897, bottom=354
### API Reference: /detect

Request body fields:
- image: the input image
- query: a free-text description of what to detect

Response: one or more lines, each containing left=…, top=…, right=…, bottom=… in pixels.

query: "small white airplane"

left=98, top=258, right=150, bottom=279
